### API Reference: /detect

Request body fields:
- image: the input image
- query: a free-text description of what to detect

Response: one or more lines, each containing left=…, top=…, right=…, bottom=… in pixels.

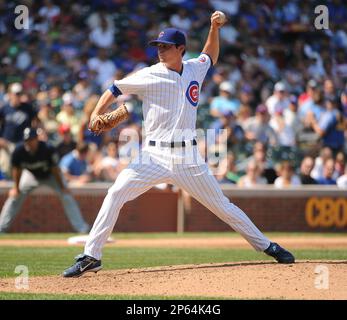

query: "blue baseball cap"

left=289, top=94, right=298, bottom=104
left=149, top=28, right=186, bottom=47
left=23, top=127, right=38, bottom=141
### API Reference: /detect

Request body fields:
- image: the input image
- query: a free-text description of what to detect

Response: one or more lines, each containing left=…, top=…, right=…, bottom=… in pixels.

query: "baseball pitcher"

left=63, top=12, right=294, bottom=277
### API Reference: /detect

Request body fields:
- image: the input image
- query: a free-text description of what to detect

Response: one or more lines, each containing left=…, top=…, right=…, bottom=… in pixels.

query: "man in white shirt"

left=63, top=12, right=294, bottom=278
left=265, top=81, right=290, bottom=116
left=89, top=17, right=115, bottom=49
left=337, top=164, right=347, bottom=188
left=87, top=49, right=117, bottom=87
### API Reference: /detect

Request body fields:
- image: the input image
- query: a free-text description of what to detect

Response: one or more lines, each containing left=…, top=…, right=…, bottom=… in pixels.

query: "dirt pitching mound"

left=1, top=261, right=346, bottom=299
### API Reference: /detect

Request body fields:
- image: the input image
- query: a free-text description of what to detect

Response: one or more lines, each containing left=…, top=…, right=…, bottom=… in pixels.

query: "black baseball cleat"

left=63, top=254, right=102, bottom=278
left=264, top=242, right=295, bottom=264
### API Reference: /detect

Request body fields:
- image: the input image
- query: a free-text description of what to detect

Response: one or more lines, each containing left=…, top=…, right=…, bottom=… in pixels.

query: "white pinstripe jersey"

left=113, top=53, right=211, bottom=142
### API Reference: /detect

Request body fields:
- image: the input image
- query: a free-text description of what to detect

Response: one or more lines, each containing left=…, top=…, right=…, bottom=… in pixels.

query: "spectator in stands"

left=86, top=142, right=103, bottom=181
left=253, top=142, right=278, bottom=184
left=323, top=79, right=336, bottom=99
left=56, top=124, right=76, bottom=160
left=219, top=19, right=240, bottom=46
left=0, top=83, right=5, bottom=108
left=87, top=48, right=117, bottom=88
left=215, top=152, right=240, bottom=184
left=86, top=6, right=114, bottom=32
left=0, top=169, right=6, bottom=182
left=237, top=160, right=267, bottom=188
left=298, top=79, right=318, bottom=107
left=283, top=95, right=302, bottom=133
left=334, top=49, right=347, bottom=80
left=269, top=103, right=297, bottom=147
left=299, top=156, right=317, bottom=185
left=265, top=82, right=290, bottom=117
left=337, top=163, right=347, bottom=188
left=238, top=84, right=256, bottom=110
left=311, top=146, right=334, bottom=181
left=1, top=1, right=347, bottom=186
left=36, top=91, right=58, bottom=141
left=209, top=64, right=231, bottom=94
left=0, top=83, right=38, bottom=143
left=59, top=142, right=91, bottom=186
left=236, top=141, right=277, bottom=184
left=257, top=48, right=280, bottom=80
left=72, top=72, right=94, bottom=111
left=56, top=92, right=80, bottom=140
left=274, top=161, right=301, bottom=188
left=299, top=87, right=325, bottom=126
left=39, top=0, right=61, bottom=22
left=0, top=83, right=38, bottom=177
left=244, top=104, right=278, bottom=146
left=340, top=87, right=347, bottom=117
left=210, top=81, right=240, bottom=118
left=169, top=8, right=192, bottom=32
left=308, top=96, right=345, bottom=154
left=236, top=104, right=253, bottom=130
left=334, top=151, right=346, bottom=178
left=89, top=14, right=115, bottom=49
left=45, top=52, right=71, bottom=87
left=94, top=141, right=120, bottom=182
left=211, top=110, right=244, bottom=151
left=48, top=86, right=63, bottom=114
left=316, top=158, right=336, bottom=185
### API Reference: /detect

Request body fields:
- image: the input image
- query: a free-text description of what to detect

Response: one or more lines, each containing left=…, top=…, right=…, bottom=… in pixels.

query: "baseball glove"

left=89, top=103, right=129, bottom=135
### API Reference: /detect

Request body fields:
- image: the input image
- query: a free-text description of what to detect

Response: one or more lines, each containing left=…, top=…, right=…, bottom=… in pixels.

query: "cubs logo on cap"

left=186, top=81, right=199, bottom=107
left=148, top=28, right=186, bottom=46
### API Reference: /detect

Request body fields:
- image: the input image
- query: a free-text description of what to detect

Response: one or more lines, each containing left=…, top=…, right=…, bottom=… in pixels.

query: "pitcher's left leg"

left=174, top=164, right=270, bottom=251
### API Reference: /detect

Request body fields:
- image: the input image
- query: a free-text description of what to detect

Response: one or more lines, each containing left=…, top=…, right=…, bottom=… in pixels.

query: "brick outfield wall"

left=185, top=188, right=347, bottom=233
left=0, top=184, right=346, bottom=232
left=0, top=186, right=178, bottom=233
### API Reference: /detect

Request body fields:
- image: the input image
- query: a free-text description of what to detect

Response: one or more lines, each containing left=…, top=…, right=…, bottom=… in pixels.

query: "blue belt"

left=149, top=139, right=197, bottom=148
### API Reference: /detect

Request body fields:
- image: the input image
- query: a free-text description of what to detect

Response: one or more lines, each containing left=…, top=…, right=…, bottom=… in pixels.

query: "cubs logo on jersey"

left=186, top=81, right=199, bottom=107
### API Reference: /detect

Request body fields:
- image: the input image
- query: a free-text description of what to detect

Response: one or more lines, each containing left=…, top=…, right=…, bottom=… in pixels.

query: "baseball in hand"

left=215, top=11, right=226, bottom=24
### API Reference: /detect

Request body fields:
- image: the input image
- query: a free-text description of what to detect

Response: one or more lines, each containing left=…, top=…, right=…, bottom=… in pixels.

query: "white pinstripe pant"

left=84, top=146, right=270, bottom=260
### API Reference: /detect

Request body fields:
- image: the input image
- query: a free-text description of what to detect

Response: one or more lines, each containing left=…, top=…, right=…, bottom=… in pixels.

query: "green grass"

left=0, top=232, right=346, bottom=300
left=0, top=232, right=346, bottom=240
left=0, top=247, right=263, bottom=278
left=0, top=246, right=346, bottom=279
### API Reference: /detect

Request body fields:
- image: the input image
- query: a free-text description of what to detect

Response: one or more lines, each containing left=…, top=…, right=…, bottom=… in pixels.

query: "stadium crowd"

left=0, top=0, right=347, bottom=188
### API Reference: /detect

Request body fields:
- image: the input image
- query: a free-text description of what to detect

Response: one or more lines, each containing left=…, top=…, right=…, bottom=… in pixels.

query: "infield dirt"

left=0, top=260, right=346, bottom=299
left=0, top=236, right=346, bottom=299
